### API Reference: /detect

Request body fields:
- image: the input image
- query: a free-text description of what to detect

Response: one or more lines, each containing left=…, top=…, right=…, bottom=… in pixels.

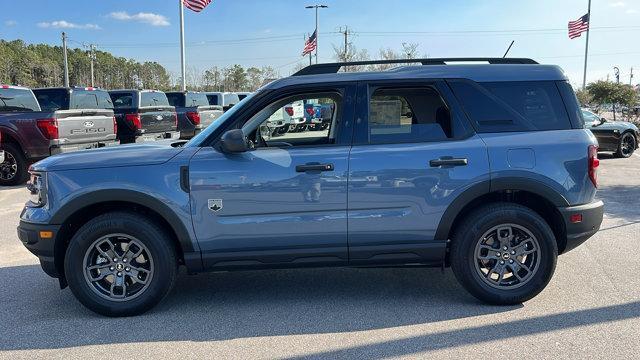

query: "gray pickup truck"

left=0, top=86, right=118, bottom=185
left=166, top=91, right=223, bottom=139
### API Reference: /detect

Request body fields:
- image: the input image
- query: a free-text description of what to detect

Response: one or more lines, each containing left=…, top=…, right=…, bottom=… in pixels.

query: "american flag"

left=568, top=13, right=589, bottom=39
left=183, top=0, right=212, bottom=13
left=302, top=30, right=317, bottom=56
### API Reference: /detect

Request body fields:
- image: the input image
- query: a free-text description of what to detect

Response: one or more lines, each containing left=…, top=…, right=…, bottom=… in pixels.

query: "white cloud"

left=610, top=1, right=626, bottom=7
left=4, top=20, right=17, bottom=27
left=108, top=12, right=170, bottom=27
left=37, top=20, right=101, bottom=30
left=626, top=9, right=638, bottom=14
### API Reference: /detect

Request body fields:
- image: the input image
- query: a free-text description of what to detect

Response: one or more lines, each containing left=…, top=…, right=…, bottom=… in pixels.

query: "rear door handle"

left=429, top=158, right=468, bottom=167
left=296, top=163, right=334, bottom=173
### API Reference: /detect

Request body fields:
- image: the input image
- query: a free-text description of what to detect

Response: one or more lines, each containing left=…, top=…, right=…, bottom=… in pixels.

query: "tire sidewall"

left=64, top=213, right=176, bottom=316
left=0, top=143, right=28, bottom=186
left=453, top=205, right=558, bottom=304
left=618, top=133, right=635, bottom=158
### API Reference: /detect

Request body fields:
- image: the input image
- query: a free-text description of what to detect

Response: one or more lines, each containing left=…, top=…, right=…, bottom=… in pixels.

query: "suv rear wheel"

left=64, top=212, right=177, bottom=317
left=450, top=203, right=558, bottom=305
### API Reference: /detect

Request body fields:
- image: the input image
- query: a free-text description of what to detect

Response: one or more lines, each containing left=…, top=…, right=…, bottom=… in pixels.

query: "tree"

left=222, top=64, right=248, bottom=92
left=575, top=88, right=592, bottom=107
left=587, top=81, right=637, bottom=109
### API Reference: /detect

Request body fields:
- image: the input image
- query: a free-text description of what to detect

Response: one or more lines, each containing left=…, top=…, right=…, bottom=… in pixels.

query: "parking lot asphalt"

left=0, top=154, right=639, bottom=359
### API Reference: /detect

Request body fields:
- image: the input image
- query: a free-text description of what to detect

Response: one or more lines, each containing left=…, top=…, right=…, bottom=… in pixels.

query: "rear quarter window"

left=70, top=90, right=113, bottom=110
left=34, top=89, right=69, bottom=111
left=0, top=88, right=41, bottom=112
left=449, top=80, right=572, bottom=132
left=140, top=91, right=170, bottom=107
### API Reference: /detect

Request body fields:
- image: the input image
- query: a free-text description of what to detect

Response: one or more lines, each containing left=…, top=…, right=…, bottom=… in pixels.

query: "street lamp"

left=305, top=4, right=328, bottom=64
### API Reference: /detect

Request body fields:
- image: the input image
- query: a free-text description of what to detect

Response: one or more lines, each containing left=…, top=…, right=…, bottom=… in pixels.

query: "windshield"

left=185, top=92, right=257, bottom=147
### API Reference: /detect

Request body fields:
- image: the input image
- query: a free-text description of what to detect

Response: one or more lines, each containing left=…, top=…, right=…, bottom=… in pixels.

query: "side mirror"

left=600, top=117, right=607, bottom=124
left=220, top=129, right=251, bottom=153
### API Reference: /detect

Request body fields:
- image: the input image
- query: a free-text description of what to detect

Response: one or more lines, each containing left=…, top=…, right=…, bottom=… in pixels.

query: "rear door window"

left=449, top=80, right=571, bottom=132
left=70, top=90, right=113, bottom=109
left=367, top=87, right=455, bottom=144
left=140, top=91, right=170, bottom=107
left=223, top=93, right=240, bottom=106
left=0, top=88, right=41, bottom=112
left=206, top=94, right=221, bottom=105
left=186, top=93, right=209, bottom=107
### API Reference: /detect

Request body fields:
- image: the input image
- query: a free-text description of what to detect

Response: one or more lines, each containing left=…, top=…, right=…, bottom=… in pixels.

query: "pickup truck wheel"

left=0, top=143, right=28, bottom=186
left=64, top=212, right=177, bottom=317
left=450, top=203, right=558, bottom=305
left=615, top=132, right=636, bottom=158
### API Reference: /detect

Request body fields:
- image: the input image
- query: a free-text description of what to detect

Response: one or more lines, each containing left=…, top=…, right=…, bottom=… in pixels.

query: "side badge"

left=208, top=199, right=223, bottom=212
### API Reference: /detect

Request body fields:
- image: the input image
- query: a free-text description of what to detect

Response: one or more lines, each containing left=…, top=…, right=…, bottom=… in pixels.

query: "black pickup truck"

left=0, top=86, right=118, bottom=185
left=165, top=91, right=223, bottom=139
left=109, top=90, right=179, bottom=144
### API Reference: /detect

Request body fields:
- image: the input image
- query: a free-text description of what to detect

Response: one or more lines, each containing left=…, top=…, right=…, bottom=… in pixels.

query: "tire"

left=615, top=132, right=636, bottom=158
left=0, top=143, right=29, bottom=186
left=64, top=212, right=177, bottom=317
left=450, top=203, right=558, bottom=305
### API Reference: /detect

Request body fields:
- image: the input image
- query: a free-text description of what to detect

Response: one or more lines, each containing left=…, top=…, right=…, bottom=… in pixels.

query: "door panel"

left=347, top=81, right=490, bottom=264
left=189, top=146, right=349, bottom=269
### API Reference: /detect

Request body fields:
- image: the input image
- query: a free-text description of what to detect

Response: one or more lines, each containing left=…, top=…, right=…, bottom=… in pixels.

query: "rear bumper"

left=558, top=200, right=604, bottom=253
left=17, top=220, right=61, bottom=278
left=50, top=139, right=120, bottom=155
left=136, top=131, right=180, bottom=143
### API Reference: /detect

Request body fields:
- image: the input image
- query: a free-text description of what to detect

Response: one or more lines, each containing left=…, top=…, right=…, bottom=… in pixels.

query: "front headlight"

left=26, top=172, right=47, bottom=207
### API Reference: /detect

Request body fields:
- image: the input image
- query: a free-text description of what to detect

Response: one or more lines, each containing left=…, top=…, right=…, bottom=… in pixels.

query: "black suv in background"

left=166, top=91, right=223, bottom=139
left=109, top=90, right=179, bottom=144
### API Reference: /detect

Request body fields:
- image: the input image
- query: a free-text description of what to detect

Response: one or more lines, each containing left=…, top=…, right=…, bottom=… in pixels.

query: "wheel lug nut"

left=500, top=260, right=505, bottom=265
left=125, top=267, right=130, bottom=272
left=117, top=272, right=122, bottom=277
left=123, top=258, right=127, bottom=263
left=496, top=252, right=501, bottom=257
left=509, top=259, right=514, bottom=264
left=511, top=250, right=516, bottom=255
left=503, top=246, right=508, bottom=251
left=112, top=258, right=117, bottom=262
left=109, top=266, right=115, bottom=271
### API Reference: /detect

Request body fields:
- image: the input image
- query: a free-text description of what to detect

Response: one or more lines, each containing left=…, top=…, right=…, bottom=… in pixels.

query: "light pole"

left=613, top=66, right=620, bottom=121
left=305, top=4, right=328, bottom=64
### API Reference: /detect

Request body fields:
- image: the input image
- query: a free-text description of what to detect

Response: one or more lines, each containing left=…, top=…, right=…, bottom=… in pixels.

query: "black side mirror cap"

left=220, top=129, right=250, bottom=153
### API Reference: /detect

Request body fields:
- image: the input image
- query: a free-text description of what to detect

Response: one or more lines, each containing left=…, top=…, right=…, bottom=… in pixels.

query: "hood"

left=32, top=141, right=185, bottom=172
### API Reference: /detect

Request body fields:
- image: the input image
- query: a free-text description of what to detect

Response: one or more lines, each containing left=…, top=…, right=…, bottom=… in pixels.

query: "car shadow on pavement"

left=281, top=300, right=640, bottom=359
left=0, top=264, right=520, bottom=351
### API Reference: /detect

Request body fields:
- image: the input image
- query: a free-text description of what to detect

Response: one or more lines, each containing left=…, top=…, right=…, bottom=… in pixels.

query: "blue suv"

left=18, top=58, right=604, bottom=316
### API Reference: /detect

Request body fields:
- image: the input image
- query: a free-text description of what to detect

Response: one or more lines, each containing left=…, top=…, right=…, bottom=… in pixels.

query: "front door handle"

left=296, top=163, right=335, bottom=173
left=429, top=157, right=468, bottom=167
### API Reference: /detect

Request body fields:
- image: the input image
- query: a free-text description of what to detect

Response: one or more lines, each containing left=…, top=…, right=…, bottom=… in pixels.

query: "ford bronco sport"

left=18, top=58, right=604, bottom=316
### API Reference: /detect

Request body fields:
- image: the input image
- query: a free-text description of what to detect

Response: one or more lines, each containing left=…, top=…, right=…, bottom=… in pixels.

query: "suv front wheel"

left=450, top=203, right=558, bottom=305
left=64, top=212, right=177, bottom=316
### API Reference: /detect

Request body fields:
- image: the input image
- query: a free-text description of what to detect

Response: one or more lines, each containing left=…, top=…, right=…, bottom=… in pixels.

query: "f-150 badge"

left=208, top=199, right=223, bottom=212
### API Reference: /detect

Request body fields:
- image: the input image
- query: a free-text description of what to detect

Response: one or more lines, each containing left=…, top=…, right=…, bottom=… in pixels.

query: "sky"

left=0, top=0, right=637, bottom=86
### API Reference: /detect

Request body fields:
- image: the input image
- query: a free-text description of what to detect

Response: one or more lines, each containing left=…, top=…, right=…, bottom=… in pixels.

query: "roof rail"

left=292, top=57, right=538, bottom=76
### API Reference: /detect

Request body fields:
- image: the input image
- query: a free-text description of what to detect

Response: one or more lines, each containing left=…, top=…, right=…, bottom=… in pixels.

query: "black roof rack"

left=292, top=57, right=538, bottom=76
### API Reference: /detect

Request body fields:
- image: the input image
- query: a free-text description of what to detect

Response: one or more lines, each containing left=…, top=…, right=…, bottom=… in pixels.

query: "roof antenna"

left=503, top=40, right=515, bottom=58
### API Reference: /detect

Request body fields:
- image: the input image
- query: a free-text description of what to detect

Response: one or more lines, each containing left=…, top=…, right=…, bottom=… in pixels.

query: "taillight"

left=285, top=106, right=294, bottom=116
left=36, top=118, right=59, bottom=140
left=186, top=111, right=200, bottom=125
left=125, top=113, right=142, bottom=130
left=588, top=145, right=599, bottom=188
left=173, top=112, right=178, bottom=129
left=305, top=107, right=315, bottom=116
left=112, top=116, right=118, bottom=134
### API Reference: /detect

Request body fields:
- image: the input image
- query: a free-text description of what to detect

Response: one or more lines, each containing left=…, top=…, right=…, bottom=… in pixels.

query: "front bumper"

left=17, top=220, right=61, bottom=278
left=50, top=139, right=120, bottom=155
left=558, top=200, right=604, bottom=253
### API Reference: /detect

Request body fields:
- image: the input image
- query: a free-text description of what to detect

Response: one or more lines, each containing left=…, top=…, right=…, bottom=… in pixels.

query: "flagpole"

left=582, top=0, right=592, bottom=90
left=179, top=0, right=187, bottom=91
